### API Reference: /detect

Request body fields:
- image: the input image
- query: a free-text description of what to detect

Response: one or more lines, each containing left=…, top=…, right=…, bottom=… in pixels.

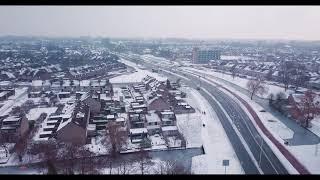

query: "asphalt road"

left=124, top=54, right=289, bottom=174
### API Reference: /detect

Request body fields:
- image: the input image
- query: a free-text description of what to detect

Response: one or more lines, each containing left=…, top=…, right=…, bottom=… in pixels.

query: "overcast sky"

left=0, top=6, right=319, bottom=40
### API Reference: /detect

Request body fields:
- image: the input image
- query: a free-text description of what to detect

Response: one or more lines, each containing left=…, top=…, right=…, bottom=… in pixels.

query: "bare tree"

left=265, top=70, right=273, bottom=81
left=105, top=121, right=128, bottom=157
left=21, top=100, right=35, bottom=113
left=46, top=160, right=58, bottom=174
left=59, top=142, right=81, bottom=174
left=15, top=135, right=29, bottom=162
left=297, top=90, right=320, bottom=128
left=136, top=148, right=152, bottom=175
left=77, top=147, right=98, bottom=174
left=27, top=139, right=59, bottom=173
left=70, top=79, right=74, bottom=86
left=246, top=78, right=268, bottom=100
left=49, top=95, right=59, bottom=106
left=280, top=61, right=293, bottom=91
left=155, top=160, right=189, bottom=174
left=268, top=93, right=275, bottom=104
left=119, top=159, right=131, bottom=175
left=276, top=91, right=287, bottom=101
left=0, top=134, right=8, bottom=158
left=10, top=106, right=24, bottom=116
left=231, top=66, right=237, bottom=80
left=29, top=139, right=59, bottom=162
left=39, top=97, right=47, bottom=106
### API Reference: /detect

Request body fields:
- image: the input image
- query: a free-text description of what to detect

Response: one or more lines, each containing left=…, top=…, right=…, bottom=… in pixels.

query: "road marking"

left=201, top=87, right=263, bottom=174
left=188, top=69, right=281, bottom=174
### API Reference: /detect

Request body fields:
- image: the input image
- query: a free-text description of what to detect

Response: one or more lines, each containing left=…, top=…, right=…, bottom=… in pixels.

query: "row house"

left=128, top=111, right=147, bottom=143
left=0, top=114, right=29, bottom=143
left=0, top=89, right=15, bottom=101
left=55, top=102, right=90, bottom=145
left=38, top=114, right=72, bottom=140
left=145, top=112, right=161, bottom=135
left=31, top=79, right=113, bottom=94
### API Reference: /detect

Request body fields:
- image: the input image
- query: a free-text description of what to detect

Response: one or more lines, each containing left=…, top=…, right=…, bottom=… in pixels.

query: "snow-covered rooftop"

left=161, top=126, right=178, bottom=131
left=129, top=128, right=148, bottom=134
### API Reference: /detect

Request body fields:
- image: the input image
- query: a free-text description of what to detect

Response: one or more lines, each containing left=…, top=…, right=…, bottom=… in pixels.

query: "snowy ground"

left=110, top=59, right=167, bottom=84
left=310, top=117, right=320, bottom=138
left=26, top=107, right=58, bottom=121
left=175, top=107, right=202, bottom=148
left=99, top=147, right=202, bottom=174
left=0, top=143, right=14, bottom=164
left=149, top=135, right=167, bottom=150
left=180, top=87, right=243, bottom=174
left=194, top=70, right=320, bottom=174
left=85, top=135, right=111, bottom=155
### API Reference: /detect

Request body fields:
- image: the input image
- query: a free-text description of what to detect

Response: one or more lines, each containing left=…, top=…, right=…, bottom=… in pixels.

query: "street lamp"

left=258, top=136, right=264, bottom=167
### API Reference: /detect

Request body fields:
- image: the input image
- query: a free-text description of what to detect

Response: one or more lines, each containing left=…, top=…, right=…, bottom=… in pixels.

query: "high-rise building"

left=192, top=47, right=221, bottom=64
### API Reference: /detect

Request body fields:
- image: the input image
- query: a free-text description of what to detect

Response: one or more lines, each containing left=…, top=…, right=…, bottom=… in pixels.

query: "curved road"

left=120, top=53, right=288, bottom=174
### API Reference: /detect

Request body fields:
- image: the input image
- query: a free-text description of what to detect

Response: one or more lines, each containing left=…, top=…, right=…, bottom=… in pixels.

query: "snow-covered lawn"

left=149, top=134, right=167, bottom=150
left=175, top=110, right=202, bottom=148
left=110, top=70, right=165, bottom=84
left=181, top=87, right=243, bottom=174
left=182, top=67, right=294, bottom=99
left=85, top=136, right=111, bottom=155
left=0, top=147, right=10, bottom=164
left=99, top=158, right=166, bottom=174
left=166, top=136, right=182, bottom=148
left=288, top=144, right=320, bottom=173
left=310, top=117, right=320, bottom=138
left=26, top=107, right=58, bottom=121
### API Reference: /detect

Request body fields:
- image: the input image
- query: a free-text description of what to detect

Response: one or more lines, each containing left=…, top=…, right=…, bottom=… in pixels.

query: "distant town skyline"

left=0, top=6, right=320, bottom=41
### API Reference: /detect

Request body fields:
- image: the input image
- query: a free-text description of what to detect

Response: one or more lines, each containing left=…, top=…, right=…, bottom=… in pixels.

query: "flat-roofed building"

left=0, top=115, right=29, bottom=142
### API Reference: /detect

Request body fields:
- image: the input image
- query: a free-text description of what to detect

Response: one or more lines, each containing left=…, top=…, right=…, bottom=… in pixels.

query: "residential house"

left=148, top=96, right=171, bottom=112
left=55, top=102, right=90, bottom=144
left=145, top=112, right=161, bottom=135
left=0, top=114, right=29, bottom=142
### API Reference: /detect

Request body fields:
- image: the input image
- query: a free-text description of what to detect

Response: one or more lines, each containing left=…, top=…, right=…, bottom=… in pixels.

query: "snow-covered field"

left=110, top=59, right=167, bottom=84
left=310, top=117, right=320, bottom=138
left=176, top=98, right=202, bottom=148
left=181, top=87, right=243, bottom=174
